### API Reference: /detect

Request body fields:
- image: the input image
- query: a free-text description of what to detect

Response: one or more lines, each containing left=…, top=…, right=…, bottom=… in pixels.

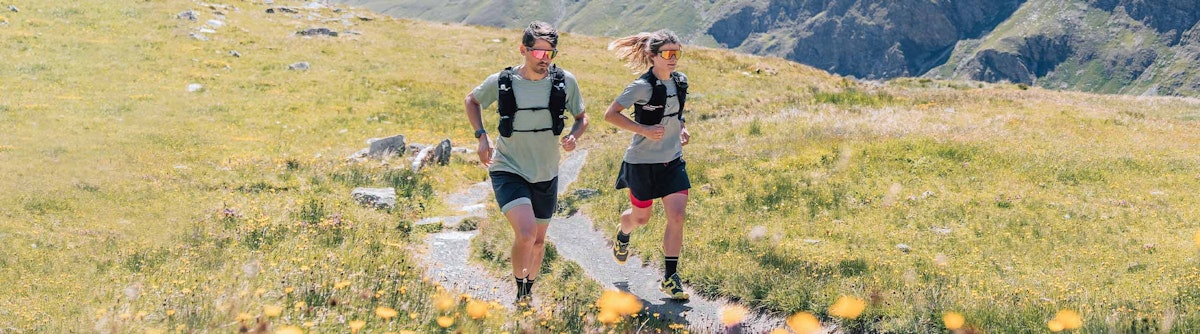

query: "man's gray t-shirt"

left=472, top=66, right=585, bottom=183
left=615, top=72, right=686, bottom=164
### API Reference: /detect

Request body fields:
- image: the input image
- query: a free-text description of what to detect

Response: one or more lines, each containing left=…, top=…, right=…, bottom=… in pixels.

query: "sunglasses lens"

left=530, top=49, right=557, bottom=60
left=660, top=50, right=681, bottom=60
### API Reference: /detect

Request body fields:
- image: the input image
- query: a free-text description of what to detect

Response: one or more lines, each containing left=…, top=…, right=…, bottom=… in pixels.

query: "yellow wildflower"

left=434, top=293, right=456, bottom=311
left=1048, top=319, right=1064, bottom=332
left=943, top=312, right=964, bottom=330
left=467, top=300, right=489, bottom=319
left=375, top=306, right=398, bottom=320
left=828, top=296, right=866, bottom=319
left=264, top=305, right=283, bottom=318
left=436, top=316, right=454, bottom=328
left=1055, top=309, right=1082, bottom=330
left=275, top=326, right=303, bottom=334
left=721, top=305, right=747, bottom=327
left=787, top=311, right=821, bottom=334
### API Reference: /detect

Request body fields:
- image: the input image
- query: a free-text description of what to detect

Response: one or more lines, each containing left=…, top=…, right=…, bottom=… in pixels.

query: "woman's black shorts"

left=614, top=157, right=691, bottom=201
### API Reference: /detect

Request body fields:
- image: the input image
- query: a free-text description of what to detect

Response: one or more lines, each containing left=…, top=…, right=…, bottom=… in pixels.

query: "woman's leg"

left=619, top=191, right=653, bottom=234
left=660, top=191, right=688, bottom=257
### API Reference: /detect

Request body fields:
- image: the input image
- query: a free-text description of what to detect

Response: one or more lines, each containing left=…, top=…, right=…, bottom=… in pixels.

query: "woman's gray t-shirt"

left=614, top=72, right=686, bottom=164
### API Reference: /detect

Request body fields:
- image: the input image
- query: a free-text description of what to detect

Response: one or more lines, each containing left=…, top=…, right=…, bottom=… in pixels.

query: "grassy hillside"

left=3, top=0, right=1200, bottom=333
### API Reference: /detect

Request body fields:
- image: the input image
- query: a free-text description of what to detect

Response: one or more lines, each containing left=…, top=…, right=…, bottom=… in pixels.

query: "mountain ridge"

left=334, top=0, right=1200, bottom=96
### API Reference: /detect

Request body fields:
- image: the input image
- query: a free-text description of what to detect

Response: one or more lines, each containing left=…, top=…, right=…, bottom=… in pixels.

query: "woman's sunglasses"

left=658, top=50, right=682, bottom=60
left=528, top=48, right=558, bottom=60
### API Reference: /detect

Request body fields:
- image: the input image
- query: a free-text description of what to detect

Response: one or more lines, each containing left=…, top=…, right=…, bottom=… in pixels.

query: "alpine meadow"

left=3, top=0, right=1200, bottom=333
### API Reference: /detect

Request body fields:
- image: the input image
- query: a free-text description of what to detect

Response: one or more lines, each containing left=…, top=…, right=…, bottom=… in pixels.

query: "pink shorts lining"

left=630, top=189, right=688, bottom=209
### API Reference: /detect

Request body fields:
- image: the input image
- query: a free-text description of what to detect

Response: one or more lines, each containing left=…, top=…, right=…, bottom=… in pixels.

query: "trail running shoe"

left=660, top=273, right=690, bottom=300
left=612, top=225, right=630, bottom=265
left=514, top=290, right=532, bottom=308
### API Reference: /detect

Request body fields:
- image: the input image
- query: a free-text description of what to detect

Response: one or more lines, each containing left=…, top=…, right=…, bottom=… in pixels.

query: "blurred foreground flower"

left=787, top=311, right=821, bottom=334
left=467, top=300, right=489, bottom=319
left=1055, top=309, right=1082, bottom=330
left=721, top=305, right=748, bottom=327
left=437, top=316, right=454, bottom=328
left=263, top=305, right=282, bottom=318
left=375, top=306, right=398, bottom=320
left=435, top=293, right=456, bottom=311
left=943, top=312, right=964, bottom=330
left=349, top=320, right=365, bottom=334
left=828, top=296, right=865, bottom=319
left=275, top=326, right=303, bottom=334
left=1048, top=319, right=1064, bottom=332
left=597, top=290, right=642, bottom=316
left=596, top=290, right=642, bottom=325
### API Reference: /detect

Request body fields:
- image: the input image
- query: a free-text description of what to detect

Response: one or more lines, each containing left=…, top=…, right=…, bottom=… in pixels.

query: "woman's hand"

left=641, top=124, right=666, bottom=141
left=680, top=126, right=691, bottom=146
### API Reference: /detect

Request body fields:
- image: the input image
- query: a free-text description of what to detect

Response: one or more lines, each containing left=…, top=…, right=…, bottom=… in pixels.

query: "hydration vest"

left=633, top=68, right=688, bottom=125
left=496, top=65, right=568, bottom=137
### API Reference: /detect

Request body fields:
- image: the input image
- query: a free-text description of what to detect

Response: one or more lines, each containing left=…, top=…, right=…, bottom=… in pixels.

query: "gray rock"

left=434, top=139, right=452, bottom=166
left=229, top=50, right=241, bottom=57
left=265, top=7, right=297, bottom=14
left=177, top=10, right=198, bottom=20
left=189, top=32, right=208, bottom=41
left=297, top=27, right=337, bottom=37
left=206, top=19, right=224, bottom=28
left=931, top=227, right=952, bottom=235
left=187, top=83, right=203, bottom=92
left=345, top=148, right=369, bottom=161
left=351, top=187, right=395, bottom=210
left=9, top=5, right=19, bottom=12
left=897, top=243, right=912, bottom=253
left=367, top=135, right=405, bottom=157
left=573, top=188, right=599, bottom=199
left=288, top=62, right=309, bottom=71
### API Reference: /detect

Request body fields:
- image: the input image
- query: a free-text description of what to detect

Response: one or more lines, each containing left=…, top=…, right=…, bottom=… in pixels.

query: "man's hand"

left=477, top=136, right=493, bottom=167
left=560, top=134, right=577, bottom=152
left=641, top=124, right=666, bottom=141
left=680, top=127, right=691, bottom=146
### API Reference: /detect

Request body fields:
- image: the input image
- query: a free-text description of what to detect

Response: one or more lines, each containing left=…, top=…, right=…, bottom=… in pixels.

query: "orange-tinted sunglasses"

left=528, top=48, right=558, bottom=60
left=658, top=50, right=682, bottom=60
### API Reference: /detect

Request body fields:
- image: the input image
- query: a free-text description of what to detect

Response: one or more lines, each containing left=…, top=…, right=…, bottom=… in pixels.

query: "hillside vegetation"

left=3, top=0, right=1200, bottom=333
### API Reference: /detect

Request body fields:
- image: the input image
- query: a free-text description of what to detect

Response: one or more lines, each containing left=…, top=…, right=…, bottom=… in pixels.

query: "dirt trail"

left=416, top=149, right=831, bottom=332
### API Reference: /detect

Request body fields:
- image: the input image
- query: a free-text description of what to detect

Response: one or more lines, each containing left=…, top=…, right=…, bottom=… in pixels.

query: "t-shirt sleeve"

left=470, top=73, right=501, bottom=110
left=614, top=79, right=652, bottom=110
left=565, top=72, right=586, bottom=117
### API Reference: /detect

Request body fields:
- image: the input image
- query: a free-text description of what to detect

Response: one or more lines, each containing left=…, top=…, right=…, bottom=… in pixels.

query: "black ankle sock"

left=514, top=275, right=527, bottom=295
left=664, top=256, right=679, bottom=279
left=617, top=229, right=631, bottom=243
left=521, top=278, right=535, bottom=295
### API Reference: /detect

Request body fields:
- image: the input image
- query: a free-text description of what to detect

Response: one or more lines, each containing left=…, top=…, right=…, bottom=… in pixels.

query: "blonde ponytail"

left=608, top=29, right=681, bottom=70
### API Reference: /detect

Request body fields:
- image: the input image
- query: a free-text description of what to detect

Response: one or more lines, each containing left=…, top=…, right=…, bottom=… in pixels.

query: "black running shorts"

left=614, top=157, right=691, bottom=201
left=490, top=171, right=558, bottom=224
